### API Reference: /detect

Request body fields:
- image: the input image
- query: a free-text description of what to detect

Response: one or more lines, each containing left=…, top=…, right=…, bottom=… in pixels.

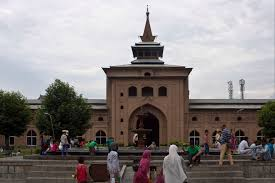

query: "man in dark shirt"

left=219, top=124, right=234, bottom=165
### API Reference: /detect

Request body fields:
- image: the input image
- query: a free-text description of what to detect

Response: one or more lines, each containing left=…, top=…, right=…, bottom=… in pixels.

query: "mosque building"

left=0, top=9, right=273, bottom=147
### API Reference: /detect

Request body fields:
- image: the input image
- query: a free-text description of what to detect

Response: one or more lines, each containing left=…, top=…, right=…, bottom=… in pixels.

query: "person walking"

left=60, top=130, right=69, bottom=156
left=219, top=124, right=234, bottom=166
left=74, top=157, right=88, bottom=183
left=163, top=144, right=187, bottom=183
left=107, top=143, right=120, bottom=183
left=133, top=150, right=151, bottom=183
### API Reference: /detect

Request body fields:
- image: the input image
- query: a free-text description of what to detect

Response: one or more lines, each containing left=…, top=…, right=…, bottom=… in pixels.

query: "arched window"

left=142, top=87, right=153, bottom=97
left=27, top=130, right=37, bottom=146
left=128, top=86, right=137, bottom=96
left=158, top=86, right=167, bottom=96
left=235, top=130, right=245, bottom=144
left=215, top=117, right=220, bottom=121
left=98, top=117, right=103, bottom=121
left=95, top=130, right=106, bottom=144
left=189, top=130, right=200, bottom=146
left=257, top=130, right=264, bottom=141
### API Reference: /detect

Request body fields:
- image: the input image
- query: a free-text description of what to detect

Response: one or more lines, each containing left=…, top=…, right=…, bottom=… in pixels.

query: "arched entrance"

left=136, top=112, right=159, bottom=146
left=128, top=104, right=167, bottom=146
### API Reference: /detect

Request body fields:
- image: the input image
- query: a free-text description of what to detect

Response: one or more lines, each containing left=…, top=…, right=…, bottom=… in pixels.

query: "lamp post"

left=44, top=113, right=55, bottom=140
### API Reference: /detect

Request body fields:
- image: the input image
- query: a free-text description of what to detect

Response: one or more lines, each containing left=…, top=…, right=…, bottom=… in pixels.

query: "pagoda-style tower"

left=131, top=7, right=164, bottom=64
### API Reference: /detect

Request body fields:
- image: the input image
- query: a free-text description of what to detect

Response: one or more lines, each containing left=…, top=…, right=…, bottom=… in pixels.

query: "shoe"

left=189, top=164, right=193, bottom=168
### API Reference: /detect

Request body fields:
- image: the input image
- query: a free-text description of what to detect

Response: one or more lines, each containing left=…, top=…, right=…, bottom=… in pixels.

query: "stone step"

left=187, top=170, right=243, bottom=177
left=188, top=164, right=241, bottom=171
left=26, top=177, right=108, bottom=183
left=188, top=177, right=245, bottom=183
left=26, top=177, right=75, bottom=183
left=245, top=178, right=275, bottom=183
left=28, top=170, right=74, bottom=177
left=0, top=178, right=26, bottom=183
left=30, top=165, right=75, bottom=171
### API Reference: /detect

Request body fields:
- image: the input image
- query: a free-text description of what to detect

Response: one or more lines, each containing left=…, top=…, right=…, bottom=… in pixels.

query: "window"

left=120, top=131, right=124, bottom=135
left=95, top=130, right=106, bottom=144
left=158, top=86, right=167, bottom=96
left=144, top=72, right=151, bottom=77
left=192, top=117, right=197, bottom=121
left=235, top=129, right=245, bottom=144
left=120, top=105, right=124, bottom=109
left=145, top=51, right=150, bottom=56
left=215, top=117, right=220, bottom=121
left=27, top=130, right=37, bottom=146
left=98, top=117, right=103, bottom=121
left=237, top=116, right=242, bottom=121
left=138, top=51, right=143, bottom=57
left=189, top=130, right=200, bottom=146
left=120, top=118, right=123, bottom=122
left=120, top=92, right=124, bottom=97
left=256, top=130, right=264, bottom=141
left=128, top=86, right=137, bottom=96
left=9, top=136, right=15, bottom=146
left=142, top=87, right=153, bottom=97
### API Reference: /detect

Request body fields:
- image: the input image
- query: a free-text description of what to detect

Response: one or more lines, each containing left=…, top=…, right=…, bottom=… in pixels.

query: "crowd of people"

left=38, top=126, right=274, bottom=183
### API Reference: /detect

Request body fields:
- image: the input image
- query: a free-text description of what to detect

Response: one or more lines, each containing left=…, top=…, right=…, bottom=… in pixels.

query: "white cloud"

left=0, top=0, right=274, bottom=99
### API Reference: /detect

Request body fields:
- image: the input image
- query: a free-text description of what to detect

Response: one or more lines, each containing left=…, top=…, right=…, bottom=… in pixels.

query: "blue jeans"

left=204, top=143, right=209, bottom=155
left=62, top=144, right=68, bottom=156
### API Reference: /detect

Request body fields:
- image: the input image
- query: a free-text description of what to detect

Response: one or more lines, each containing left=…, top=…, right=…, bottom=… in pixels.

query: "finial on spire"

left=140, top=5, right=156, bottom=42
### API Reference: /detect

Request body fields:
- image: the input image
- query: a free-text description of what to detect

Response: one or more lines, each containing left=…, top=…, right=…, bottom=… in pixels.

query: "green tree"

left=258, top=101, right=275, bottom=138
left=0, top=90, right=32, bottom=147
left=36, top=79, right=91, bottom=139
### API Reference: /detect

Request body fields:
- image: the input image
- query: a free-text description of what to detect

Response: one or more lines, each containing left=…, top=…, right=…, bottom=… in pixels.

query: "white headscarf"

left=163, top=145, right=187, bottom=183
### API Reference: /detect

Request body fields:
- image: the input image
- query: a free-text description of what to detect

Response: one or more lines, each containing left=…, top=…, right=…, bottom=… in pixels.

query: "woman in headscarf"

left=163, top=145, right=187, bottom=183
left=107, top=142, right=120, bottom=182
left=133, top=150, right=151, bottom=183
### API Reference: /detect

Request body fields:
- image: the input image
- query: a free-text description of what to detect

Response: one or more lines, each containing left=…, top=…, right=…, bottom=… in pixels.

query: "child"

left=74, top=157, right=88, bottom=183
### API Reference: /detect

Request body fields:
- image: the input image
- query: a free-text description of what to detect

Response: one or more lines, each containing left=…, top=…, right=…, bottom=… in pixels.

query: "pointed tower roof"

left=140, top=6, right=156, bottom=42
left=131, top=6, right=164, bottom=64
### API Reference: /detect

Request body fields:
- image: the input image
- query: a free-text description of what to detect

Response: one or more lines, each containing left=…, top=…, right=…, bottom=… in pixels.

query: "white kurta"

left=163, top=145, right=187, bottom=183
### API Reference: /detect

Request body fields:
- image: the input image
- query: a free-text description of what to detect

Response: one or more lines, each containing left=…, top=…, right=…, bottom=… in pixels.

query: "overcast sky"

left=0, top=0, right=274, bottom=99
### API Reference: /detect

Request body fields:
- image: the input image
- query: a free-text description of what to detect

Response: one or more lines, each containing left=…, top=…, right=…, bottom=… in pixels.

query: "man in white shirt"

left=238, top=137, right=251, bottom=155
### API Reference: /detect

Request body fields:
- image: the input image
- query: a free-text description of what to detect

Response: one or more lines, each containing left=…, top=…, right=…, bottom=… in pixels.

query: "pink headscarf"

left=133, top=150, right=151, bottom=183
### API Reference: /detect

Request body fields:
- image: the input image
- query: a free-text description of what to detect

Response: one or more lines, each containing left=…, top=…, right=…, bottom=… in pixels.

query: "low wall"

left=242, top=161, right=275, bottom=178
left=0, top=161, right=32, bottom=180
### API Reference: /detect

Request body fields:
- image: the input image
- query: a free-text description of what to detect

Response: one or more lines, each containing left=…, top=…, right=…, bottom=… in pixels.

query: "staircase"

left=186, top=161, right=275, bottom=183
left=187, top=164, right=244, bottom=183
left=26, top=162, right=76, bottom=183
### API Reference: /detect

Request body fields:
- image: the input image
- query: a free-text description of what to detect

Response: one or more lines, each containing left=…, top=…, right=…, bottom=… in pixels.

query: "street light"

left=44, top=113, right=55, bottom=140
